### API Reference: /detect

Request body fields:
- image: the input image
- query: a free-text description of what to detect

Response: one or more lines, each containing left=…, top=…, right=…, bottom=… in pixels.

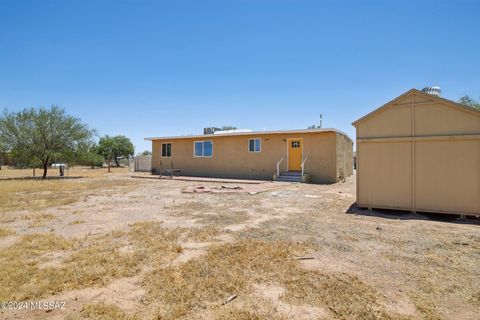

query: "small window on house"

left=194, top=141, right=213, bottom=157
left=248, top=138, right=261, bottom=152
left=291, top=141, right=300, bottom=148
left=162, top=143, right=172, bottom=157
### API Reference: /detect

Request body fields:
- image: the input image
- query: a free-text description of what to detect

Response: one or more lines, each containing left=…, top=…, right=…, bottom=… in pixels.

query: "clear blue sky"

left=1, top=0, right=479, bottom=152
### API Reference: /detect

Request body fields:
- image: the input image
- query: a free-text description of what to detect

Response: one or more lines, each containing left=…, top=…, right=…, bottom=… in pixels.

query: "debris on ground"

left=182, top=183, right=280, bottom=195
left=222, top=294, right=237, bottom=305
left=220, top=185, right=241, bottom=190
left=183, top=186, right=213, bottom=193
left=288, top=256, right=316, bottom=260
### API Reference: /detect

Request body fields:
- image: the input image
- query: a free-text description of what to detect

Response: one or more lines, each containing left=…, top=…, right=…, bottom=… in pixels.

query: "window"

left=291, top=141, right=300, bottom=148
left=162, top=143, right=172, bottom=157
left=194, top=141, right=213, bottom=157
left=248, top=138, right=261, bottom=152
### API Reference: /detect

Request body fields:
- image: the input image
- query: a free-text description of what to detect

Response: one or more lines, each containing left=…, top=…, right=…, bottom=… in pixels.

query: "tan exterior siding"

left=357, top=141, right=412, bottom=209
left=414, top=139, right=479, bottom=214
left=354, top=89, right=480, bottom=215
left=151, top=131, right=352, bottom=184
left=336, top=133, right=354, bottom=179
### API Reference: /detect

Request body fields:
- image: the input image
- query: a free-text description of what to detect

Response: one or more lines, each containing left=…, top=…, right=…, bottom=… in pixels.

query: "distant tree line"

left=0, top=106, right=136, bottom=178
left=458, top=95, right=480, bottom=110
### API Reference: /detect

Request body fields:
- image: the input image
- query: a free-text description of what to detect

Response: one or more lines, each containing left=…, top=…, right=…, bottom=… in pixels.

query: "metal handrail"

left=276, top=156, right=284, bottom=178
left=301, top=156, right=308, bottom=178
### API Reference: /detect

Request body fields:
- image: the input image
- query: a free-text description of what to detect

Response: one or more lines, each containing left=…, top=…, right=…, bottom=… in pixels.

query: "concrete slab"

left=130, top=173, right=268, bottom=184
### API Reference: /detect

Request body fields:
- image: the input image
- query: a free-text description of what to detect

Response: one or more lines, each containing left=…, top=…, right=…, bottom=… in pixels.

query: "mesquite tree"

left=97, top=135, right=134, bottom=169
left=0, top=106, right=95, bottom=178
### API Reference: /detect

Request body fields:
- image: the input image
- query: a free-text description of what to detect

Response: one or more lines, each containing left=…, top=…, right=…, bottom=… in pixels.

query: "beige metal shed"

left=353, top=89, right=480, bottom=216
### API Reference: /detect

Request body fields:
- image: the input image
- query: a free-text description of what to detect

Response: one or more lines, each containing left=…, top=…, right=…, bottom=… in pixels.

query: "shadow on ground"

left=346, top=203, right=480, bottom=226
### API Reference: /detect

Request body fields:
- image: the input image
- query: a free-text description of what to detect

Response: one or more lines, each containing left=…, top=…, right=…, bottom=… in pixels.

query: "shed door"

left=288, top=139, right=303, bottom=171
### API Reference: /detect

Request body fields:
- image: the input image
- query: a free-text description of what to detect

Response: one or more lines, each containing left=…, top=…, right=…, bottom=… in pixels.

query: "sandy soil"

left=0, top=169, right=478, bottom=320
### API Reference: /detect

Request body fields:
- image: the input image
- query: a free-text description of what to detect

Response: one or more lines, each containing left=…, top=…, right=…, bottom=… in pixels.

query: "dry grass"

left=281, top=270, right=399, bottom=320
left=67, top=302, right=136, bottom=320
left=0, top=176, right=139, bottom=212
left=22, top=212, right=55, bottom=227
left=1, top=173, right=477, bottom=319
left=0, top=222, right=182, bottom=301
left=142, top=240, right=301, bottom=319
left=212, top=302, right=288, bottom=320
left=0, top=226, right=15, bottom=237
left=182, top=226, right=221, bottom=242
left=168, top=200, right=215, bottom=215
left=169, top=200, right=252, bottom=226
left=68, top=219, right=84, bottom=225
left=59, top=232, right=140, bottom=290
left=194, top=210, right=251, bottom=226
left=0, top=233, right=76, bottom=300
left=141, top=239, right=401, bottom=320
left=128, top=221, right=183, bottom=264
left=236, top=213, right=480, bottom=319
left=0, top=166, right=129, bottom=179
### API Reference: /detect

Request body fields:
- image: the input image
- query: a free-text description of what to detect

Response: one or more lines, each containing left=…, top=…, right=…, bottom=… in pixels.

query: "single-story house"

left=146, top=128, right=353, bottom=184
left=353, top=88, right=480, bottom=216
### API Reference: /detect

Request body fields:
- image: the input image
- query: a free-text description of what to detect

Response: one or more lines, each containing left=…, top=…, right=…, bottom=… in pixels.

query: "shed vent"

left=421, top=86, right=441, bottom=96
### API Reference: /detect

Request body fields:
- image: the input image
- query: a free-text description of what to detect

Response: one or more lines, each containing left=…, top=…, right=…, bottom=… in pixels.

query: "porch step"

left=277, top=172, right=302, bottom=182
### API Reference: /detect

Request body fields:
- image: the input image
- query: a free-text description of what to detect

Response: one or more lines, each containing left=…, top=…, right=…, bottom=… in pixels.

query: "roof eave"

left=145, top=128, right=353, bottom=142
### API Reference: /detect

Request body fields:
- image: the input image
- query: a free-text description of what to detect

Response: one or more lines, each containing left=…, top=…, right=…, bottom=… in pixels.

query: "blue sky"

left=1, top=0, right=479, bottom=152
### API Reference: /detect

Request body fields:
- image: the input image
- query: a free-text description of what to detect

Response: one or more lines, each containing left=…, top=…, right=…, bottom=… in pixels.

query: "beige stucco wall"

left=336, top=133, right=354, bottom=179
left=355, top=91, right=480, bottom=215
left=151, top=131, right=352, bottom=184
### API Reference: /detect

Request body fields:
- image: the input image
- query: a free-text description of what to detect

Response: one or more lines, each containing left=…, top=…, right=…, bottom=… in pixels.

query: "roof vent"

left=421, top=86, right=441, bottom=96
left=204, top=127, right=221, bottom=135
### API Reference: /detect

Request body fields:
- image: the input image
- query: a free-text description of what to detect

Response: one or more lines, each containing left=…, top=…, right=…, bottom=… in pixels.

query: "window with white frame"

left=162, top=143, right=172, bottom=157
left=248, top=138, right=261, bottom=152
left=194, top=141, right=213, bottom=157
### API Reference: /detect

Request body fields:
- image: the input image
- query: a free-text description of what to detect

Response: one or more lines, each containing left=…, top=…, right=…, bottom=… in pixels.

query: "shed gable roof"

left=352, top=88, right=480, bottom=127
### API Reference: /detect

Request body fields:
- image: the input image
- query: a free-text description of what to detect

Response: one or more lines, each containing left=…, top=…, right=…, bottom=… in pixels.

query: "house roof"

left=145, top=128, right=353, bottom=143
left=352, top=88, right=480, bottom=127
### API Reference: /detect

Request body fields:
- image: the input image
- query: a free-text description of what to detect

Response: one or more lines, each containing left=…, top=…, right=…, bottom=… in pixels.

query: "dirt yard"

left=0, top=167, right=478, bottom=320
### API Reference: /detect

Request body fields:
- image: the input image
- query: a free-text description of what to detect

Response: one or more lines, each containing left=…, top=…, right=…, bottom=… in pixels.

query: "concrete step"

left=279, top=171, right=301, bottom=176
left=277, top=174, right=303, bottom=182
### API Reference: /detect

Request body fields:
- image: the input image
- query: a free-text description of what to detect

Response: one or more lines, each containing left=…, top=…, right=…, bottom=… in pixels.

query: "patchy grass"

left=0, top=166, right=129, bottom=179
left=237, top=213, right=480, bottom=319
left=22, top=212, right=55, bottom=227
left=194, top=210, right=251, bottom=226
left=128, top=221, right=183, bottom=264
left=281, top=269, right=396, bottom=319
left=0, top=178, right=139, bottom=212
left=0, top=233, right=76, bottom=300
left=141, top=239, right=400, bottom=320
left=212, top=303, right=288, bottom=320
left=182, top=226, right=220, bottom=242
left=68, top=219, right=84, bottom=225
left=67, top=302, right=135, bottom=320
left=142, top=240, right=302, bottom=319
left=0, top=227, right=15, bottom=237
left=59, top=232, right=140, bottom=290
left=0, top=223, right=182, bottom=301
left=168, top=200, right=215, bottom=215
left=168, top=199, right=252, bottom=226
left=1, top=173, right=478, bottom=319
